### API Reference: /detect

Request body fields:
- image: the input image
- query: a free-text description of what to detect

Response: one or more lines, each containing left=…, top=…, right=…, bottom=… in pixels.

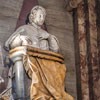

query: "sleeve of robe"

left=48, top=34, right=60, bottom=53
left=4, top=26, right=31, bottom=51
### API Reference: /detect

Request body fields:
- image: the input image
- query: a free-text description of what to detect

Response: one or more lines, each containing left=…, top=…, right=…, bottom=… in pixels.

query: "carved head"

left=29, top=6, right=46, bottom=26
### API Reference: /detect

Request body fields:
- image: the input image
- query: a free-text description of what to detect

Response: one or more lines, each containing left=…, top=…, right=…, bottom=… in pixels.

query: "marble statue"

left=5, top=6, right=59, bottom=52
left=2, top=6, right=74, bottom=100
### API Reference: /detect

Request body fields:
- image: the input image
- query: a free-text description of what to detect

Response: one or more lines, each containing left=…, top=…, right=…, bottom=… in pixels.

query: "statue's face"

left=33, top=9, right=46, bottom=26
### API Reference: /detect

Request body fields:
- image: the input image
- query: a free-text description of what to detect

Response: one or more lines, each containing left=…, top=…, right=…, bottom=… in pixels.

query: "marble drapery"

left=9, top=46, right=74, bottom=100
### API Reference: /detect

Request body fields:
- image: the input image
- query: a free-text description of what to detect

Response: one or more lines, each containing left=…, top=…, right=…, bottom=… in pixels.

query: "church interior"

left=0, top=0, right=100, bottom=100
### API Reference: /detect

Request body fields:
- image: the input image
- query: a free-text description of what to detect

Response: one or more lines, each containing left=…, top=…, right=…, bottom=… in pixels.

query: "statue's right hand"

left=10, top=34, right=32, bottom=49
left=10, top=34, right=22, bottom=49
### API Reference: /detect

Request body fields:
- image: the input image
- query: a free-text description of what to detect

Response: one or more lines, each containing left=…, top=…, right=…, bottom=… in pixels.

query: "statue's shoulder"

left=15, top=25, right=34, bottom=34
left=16, top=25, right=29, bottom=30
left=18, top=24, right=35, bottom=29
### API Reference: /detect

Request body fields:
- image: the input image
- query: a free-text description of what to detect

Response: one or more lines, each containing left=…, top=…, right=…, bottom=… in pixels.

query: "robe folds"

left=9, top=46, right=74, bottom=100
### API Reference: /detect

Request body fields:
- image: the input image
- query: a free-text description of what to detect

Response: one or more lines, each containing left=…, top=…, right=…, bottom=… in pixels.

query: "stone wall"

left=0, top=0, right=24, bottom=44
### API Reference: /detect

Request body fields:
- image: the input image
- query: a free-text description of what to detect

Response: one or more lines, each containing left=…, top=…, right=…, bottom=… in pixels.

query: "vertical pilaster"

left=77, top=1, right=90, bottom=100
left=92, top=0, right=100, bottom=99
left=67, top=0, right=100, bottom=99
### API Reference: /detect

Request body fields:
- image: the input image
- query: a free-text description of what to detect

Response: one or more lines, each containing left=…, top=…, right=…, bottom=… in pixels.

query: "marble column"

left=66, top=0, right=100, bottom=100
left=88, top=0, right=100, bottom=99
left=77, top=2, right=90, bottom=100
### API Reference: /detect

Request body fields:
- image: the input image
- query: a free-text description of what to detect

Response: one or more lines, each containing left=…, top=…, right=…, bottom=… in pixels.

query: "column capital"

left=65, top=0, right=83, bottom=11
